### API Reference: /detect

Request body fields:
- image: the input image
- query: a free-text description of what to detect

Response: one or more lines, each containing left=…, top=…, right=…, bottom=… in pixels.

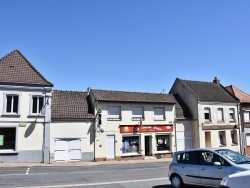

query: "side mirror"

left=214, top=162, right=222, bottom=168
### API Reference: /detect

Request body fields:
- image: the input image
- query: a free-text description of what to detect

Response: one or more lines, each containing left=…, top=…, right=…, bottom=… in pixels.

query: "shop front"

left=119, top=124, right=174, bottom=159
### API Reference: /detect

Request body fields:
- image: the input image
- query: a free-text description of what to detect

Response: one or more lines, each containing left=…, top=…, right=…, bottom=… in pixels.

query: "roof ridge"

left=54, top=89, right=87, bottom=93
left=180, top=78, right=213, bottom=84
left=91, top=88, right=171, bottom=95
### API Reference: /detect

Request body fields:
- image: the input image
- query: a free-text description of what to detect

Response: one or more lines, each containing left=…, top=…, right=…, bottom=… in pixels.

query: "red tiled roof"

left=225, top=85, right=250, bottom=103
left=51, top=90, right=95, bottom=120
left=91, top=89, right=176, bottom=103
left=0, top=50, right=53, bottom=86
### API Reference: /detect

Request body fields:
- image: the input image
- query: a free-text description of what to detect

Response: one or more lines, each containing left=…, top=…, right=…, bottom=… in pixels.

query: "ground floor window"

left=156, top=135, right=170, bottom=151
left=0, top=127, right=16, bottom=150
left=122, top=136, right=139, bottom=154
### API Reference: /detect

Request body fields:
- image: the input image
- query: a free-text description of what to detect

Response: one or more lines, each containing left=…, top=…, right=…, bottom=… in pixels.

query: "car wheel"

left=171, top=174, right=183, bottom=188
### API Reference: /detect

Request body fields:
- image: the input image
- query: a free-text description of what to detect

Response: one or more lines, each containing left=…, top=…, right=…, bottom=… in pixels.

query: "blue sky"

left=0, top=1, right=250, bottom=94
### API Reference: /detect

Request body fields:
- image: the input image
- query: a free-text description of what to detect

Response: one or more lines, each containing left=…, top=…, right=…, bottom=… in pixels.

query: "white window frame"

left=29, top=94, right=45, bottom=116
left=244, top=112, right=250, bottom=123
left=204, top=107, right=211, bottom=122
left=229, top=108, right=235, bottom=121
left=0, top=123, right=19, bottom=153
left=154, top=107, right=165, bottom=121
left=217, top=108, right=224, bottom=121
left=122, top=134, right=141, bottom=156
left=132, top=107, right=144, bottom=120
left=2, top=92, right=21, bottom=116
left=107, top=106, right=121, bottom=120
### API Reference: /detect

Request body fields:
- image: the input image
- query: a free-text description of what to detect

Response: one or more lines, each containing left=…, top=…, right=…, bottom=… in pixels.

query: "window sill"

left=155, top=150, right=172, bottom=154
left=219, top=145, right=227, bottom=147
left=0, top=150, right=18, bottom=154
left=204, top=121, right=212, bottom=124
left=1, top=114, right=20, bottom=117
left=131, top=117, right=144, bottom=121
left=154, top=119, right=166, bottom=121
left=107, top=118, right=121, bottom=121
left=217, top=121, right=225, bottom=124
left=231, top=144, right=238, bottom=146
left=122, top=153, right=141, bottom=156
left=28, top=114, right=45, bottom=118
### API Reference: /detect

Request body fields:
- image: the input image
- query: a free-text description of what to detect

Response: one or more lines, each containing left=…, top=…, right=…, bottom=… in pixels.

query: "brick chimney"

left=213, top=77, right=220, bottom=84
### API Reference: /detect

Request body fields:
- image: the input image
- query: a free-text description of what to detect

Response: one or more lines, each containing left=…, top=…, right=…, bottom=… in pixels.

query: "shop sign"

left=120, top=125, right=173, bottom=133
left=0, top=135, right=4, bottom=146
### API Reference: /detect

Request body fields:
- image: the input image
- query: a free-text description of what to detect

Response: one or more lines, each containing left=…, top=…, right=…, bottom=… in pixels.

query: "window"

left=217, top=108, right=224, bottom=121
left=154, top=107, right=165, bottom=120
left=200, top=151, right=225, bottom=166
left=156, top=135, right=170, bottom=151
left=177, top=151, right=198, bottom=164
left=204, top=107, right=211, bottom=121
left=229, top=108, right=235, bottom=121
left=107, top=106, right=121, bottom=120
left=244, top=112, right=250, bottom=123
left=31, top=96, right=44, bottom=114
left=219, top=131, right=226, bottom=146
left=3, top=93, right=20, bottom=115
left=0, top=127, right=17, bottom=151
left=122, top=136, right=139, bottom=154
left=132, top=107, right=144, bottom=120
left=231, top=130, right=238, bottom=145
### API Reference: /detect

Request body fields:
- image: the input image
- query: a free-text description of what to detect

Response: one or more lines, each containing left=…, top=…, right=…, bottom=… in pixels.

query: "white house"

left=0, top=50, right=53, bottom=163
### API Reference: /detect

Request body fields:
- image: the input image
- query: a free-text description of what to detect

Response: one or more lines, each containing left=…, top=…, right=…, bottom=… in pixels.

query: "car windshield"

left=216, top=149, right=250, bottom=164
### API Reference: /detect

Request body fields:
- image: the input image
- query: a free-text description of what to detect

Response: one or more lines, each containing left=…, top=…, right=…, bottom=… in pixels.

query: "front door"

left=145, top=136, right=152, bottom=156
left=106, top=135, right=115, bottom=159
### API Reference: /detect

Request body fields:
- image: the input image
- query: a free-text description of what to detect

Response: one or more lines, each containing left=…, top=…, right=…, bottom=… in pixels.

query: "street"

left=0, top=162, right=171, bottom=188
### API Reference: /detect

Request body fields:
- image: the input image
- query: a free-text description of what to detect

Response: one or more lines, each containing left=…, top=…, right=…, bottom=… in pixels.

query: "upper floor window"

left=217, top=108, right=224, bottom=121
left=154, top=107, right=165, bottom=120
left=132, top=107, right=144, bottom=120
left=107, top=106, right=121, bottom=120
left=204, top=107, right=211, bottom=121
left=3, top=93, right=21, bottom=115
left=31, top=96, right=44, bottom=114
left=229, top=108, right=235, bottom=121
left=244, top=112, right=250, bottom=123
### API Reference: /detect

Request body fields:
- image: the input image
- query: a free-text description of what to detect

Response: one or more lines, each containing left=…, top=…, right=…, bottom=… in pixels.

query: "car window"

left=199, top=151, right=228, bottom=166
left=177, top=151, right=198, bottom=164
left=216, top=149, right=250, bottom=164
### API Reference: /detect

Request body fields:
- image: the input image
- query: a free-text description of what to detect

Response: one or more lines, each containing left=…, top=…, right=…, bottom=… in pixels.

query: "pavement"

left=0, top=157, right=172, bottom=168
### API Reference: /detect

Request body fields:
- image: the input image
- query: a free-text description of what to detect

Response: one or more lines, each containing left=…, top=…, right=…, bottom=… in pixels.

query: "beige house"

left=169, top=77, right=241, bottom=153
left=89, top=89, right=177, bottom=161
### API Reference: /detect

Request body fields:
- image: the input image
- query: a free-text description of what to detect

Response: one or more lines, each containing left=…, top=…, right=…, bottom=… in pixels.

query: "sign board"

left=120, top=125, right=173, bottom=133
left=0, top=135, right=4, bottom=146
left=19, top=122, right=27, bottom=127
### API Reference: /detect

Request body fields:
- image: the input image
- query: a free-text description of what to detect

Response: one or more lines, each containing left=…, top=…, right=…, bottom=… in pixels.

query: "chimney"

left=87, top=87, right=91, bottom=95
left=213, top=77, right=220, bottom=84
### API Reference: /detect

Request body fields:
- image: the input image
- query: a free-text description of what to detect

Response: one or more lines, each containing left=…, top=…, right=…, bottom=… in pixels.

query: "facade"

left=0, top=50, right=53, bottom=163
left=173, top=94, right=194, bottom=151
left=50, top=90, right=95, bottom=162
left=225, top=85, right=250, bottom=155
left=89, top=89, right=177, bottom=161
left=169, top=77, right=241, bottom=153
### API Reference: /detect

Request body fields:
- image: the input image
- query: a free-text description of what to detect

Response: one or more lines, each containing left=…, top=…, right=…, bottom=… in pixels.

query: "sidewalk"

left=0, top=157, right=172, bottom=168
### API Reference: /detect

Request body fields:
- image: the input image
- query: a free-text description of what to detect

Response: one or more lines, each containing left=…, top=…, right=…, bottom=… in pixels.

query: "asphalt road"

left=0, top=162, right=171, bottom=188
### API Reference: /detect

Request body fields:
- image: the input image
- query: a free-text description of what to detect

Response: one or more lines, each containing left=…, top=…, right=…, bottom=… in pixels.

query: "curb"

left=0, top=158, right=172, bottom=168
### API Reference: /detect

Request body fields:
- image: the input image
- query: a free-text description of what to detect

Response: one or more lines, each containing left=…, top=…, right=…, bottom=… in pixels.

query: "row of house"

left=0, top=50, right=250, bottom=163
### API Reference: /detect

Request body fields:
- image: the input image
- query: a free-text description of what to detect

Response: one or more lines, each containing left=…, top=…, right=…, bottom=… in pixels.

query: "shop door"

left=54, top=139, right=81, bottom=162
left=246, top=133, right=250, bottom=154
left=106, top=135, right=115, bottom=159
left=145, top=136, right=152, bottom=156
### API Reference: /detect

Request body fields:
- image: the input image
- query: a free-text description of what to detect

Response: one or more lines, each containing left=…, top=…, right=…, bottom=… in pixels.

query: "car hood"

left=237, top=164, right=250, bottom=170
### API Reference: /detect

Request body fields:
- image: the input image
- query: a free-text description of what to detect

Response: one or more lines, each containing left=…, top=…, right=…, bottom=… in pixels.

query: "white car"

left=220, top=170, right=250, bottom=188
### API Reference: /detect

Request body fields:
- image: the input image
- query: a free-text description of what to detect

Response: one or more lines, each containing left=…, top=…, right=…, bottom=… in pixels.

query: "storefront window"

left=156, top=135, right=170, bottom=151
left=122, top=136, right=139, bottom=154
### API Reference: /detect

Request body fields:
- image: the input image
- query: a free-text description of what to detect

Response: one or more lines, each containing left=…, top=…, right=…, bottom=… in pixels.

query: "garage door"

left=54, top=139, right=81, bottom=162
left=176, top=131, right=193, bottom=151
